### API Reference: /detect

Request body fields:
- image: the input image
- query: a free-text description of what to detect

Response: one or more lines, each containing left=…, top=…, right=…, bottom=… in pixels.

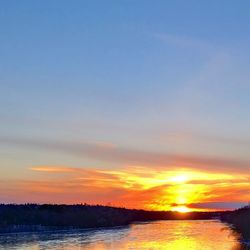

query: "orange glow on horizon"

left=1, top=165, right=249, bottom=211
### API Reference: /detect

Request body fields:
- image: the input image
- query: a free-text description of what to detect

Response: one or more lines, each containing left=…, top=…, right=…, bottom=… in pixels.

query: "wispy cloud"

left=30, top=166, right=78, bottom=173
left=1, top=136, right=250, bottom=173
left=156, top=131, right=250, bottom=148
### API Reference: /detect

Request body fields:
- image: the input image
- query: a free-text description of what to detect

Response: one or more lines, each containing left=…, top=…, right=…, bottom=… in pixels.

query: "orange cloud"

left=0, top=165, right=249, bottom=211
left=30, top=166, right=78, bottom=173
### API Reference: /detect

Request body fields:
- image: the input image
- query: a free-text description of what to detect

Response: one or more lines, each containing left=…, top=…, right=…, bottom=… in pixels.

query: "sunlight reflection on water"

left=0, top=220, right=248, bottom=250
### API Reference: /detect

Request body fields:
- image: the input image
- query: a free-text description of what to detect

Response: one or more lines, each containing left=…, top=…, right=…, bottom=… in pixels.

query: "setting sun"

left=169, top=174, right=188, bottom=184
left=172, top=205, right=191, bottom=213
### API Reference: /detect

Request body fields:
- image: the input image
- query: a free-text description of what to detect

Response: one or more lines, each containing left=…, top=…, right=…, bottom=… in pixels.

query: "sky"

left=0, top=0, right=250, bottom=211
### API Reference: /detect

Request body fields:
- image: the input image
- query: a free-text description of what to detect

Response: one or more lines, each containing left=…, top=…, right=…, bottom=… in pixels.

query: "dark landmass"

left=0, top=204, right=221, bottom=233
left=221, top=206, right=250, bottom=242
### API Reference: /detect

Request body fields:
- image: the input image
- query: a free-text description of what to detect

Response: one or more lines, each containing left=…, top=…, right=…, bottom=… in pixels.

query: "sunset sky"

left=0, top=0, right=250, bottom=212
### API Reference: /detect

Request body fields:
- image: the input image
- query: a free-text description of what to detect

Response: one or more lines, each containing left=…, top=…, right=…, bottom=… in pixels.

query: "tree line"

left=0, top=204, right=220, bottom=233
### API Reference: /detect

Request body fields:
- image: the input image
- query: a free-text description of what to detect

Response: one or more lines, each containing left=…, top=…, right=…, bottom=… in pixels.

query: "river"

left=0, top=220, right=249, bottom=250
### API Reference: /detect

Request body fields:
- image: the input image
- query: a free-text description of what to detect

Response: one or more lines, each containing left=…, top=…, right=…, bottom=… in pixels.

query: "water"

left=0, top=220, right=248, bottom=250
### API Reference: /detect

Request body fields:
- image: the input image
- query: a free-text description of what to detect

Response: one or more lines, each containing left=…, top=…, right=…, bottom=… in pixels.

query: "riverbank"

left=0, top=204, right=221, bottom=233
left=221, top=206, right=250, bottom=243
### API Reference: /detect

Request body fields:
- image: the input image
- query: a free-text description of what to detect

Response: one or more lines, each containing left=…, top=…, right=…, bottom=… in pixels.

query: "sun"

left=169, top=174, right=188, bottom=184
left=172, top=205, right=191, bottom=213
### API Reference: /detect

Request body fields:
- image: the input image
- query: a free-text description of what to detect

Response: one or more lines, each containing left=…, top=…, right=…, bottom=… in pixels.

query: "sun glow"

left=172, top=205, right=191, bottom=213
left=169, top=174, right=188, bottom=184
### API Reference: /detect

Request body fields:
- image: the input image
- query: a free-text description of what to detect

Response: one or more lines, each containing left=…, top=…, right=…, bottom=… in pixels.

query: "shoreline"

left=0, top=219, right=223, bottom=235
left=0, top=204, right=222, bottom=234
left=221, top=206, right=250, bottom=243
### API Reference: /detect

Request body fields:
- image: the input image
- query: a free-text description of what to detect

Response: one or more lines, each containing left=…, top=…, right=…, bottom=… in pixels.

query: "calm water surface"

left=0, top=220, right=248, bottom=250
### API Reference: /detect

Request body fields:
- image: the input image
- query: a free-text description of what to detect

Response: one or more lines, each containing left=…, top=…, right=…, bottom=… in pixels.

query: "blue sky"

left=0, top=1, right=250, bottom=209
